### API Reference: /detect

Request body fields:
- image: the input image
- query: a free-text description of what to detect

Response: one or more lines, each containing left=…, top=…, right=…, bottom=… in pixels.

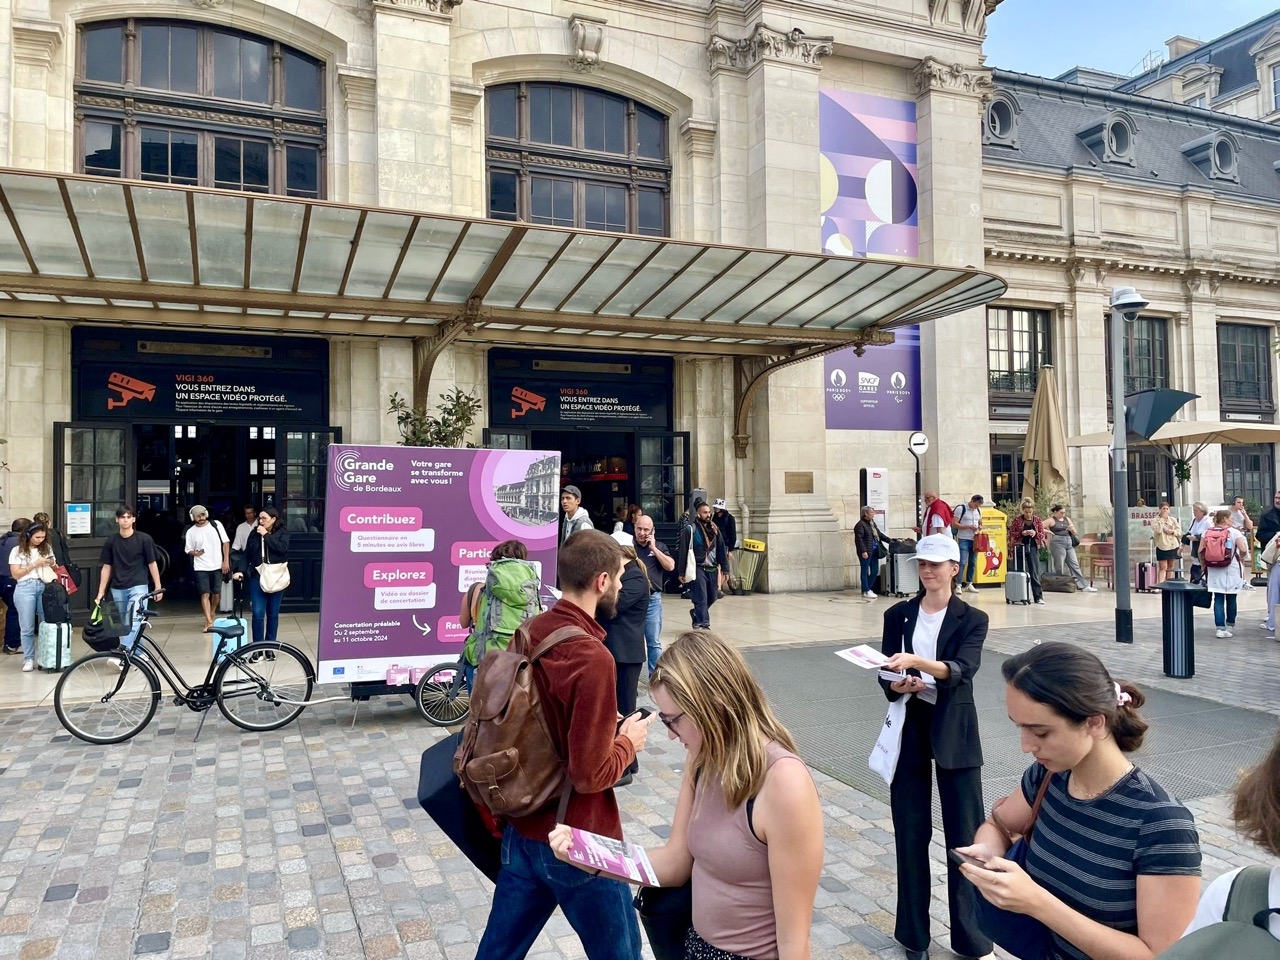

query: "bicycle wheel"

left=214, top=642, right=315, bottom=731
left=416, top=662, right=471, bottom=726
left=54, top=652, right=161, bottom=744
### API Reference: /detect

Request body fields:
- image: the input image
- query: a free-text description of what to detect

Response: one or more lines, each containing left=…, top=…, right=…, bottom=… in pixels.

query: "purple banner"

left=317, top=445, right=560, bottom=684
left=824, top=327, right=922, bottom=431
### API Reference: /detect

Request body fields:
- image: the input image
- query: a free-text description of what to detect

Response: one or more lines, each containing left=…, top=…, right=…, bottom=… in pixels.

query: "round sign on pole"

left=908, top=432, right=929, bottom=456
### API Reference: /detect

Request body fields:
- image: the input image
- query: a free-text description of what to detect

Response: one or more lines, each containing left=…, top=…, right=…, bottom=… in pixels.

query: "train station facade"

left=1, top=0, right=1278, bottom=596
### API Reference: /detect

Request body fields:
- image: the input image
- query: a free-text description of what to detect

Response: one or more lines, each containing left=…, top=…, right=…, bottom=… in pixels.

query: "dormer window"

left=1078, top=111, right=1137, bottom=166
left=1181, top=131, right=1240, bottom=182
left=983, top=92, right=1020, bottom=148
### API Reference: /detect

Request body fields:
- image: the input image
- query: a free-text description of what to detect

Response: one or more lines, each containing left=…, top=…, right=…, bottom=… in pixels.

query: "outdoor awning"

left=0, top=168, right=1006, bottom=358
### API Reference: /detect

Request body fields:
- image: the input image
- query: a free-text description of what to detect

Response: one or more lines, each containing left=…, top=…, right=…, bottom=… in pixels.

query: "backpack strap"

left=528, top=625, right=592, bottom=663
left=1224, top=865, right=1274, bottom=926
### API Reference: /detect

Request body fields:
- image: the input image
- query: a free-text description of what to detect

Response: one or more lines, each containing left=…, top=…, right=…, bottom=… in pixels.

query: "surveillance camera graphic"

left=107, top=372, right=157, bottom=410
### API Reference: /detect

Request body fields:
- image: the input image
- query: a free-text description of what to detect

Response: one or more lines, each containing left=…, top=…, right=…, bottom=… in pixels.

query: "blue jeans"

left=690, top=566, right=718, bottom=627
left=860, top=550, right=879, bottom=592
left=249, top=577, right=283, bottom=644
left=1213, top=593, right=1233, bottom=632
left=957, top=539, right=978, bottom=585
left=477, top=825, right=641, bottom=960
left=645, top=592, right=663, bottom=673
left=111, top=583, right=150, bottom=651
left=13, top=578, right=44, bottom=659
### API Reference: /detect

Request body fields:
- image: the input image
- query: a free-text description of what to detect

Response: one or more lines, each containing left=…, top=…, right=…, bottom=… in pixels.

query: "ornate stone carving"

left=706, top=24, right=834, bottom=72
left=375, top=0, right=462, bottom=15
left=913, top=57, right=995, bottom=97
left=930, top=0, right=1005, bottom=32
left=12, top=19, right=63, bottom=69
left=681, top=118, right=717, bottom=159
left=568, top=14, right=606, bottom=73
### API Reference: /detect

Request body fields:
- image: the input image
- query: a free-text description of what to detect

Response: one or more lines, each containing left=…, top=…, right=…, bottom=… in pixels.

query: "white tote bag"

left=683, top=542, right=697, bottom=582
left=256, top=535, right=291, bottom=594
left=868, top=696, right=910, bottom=786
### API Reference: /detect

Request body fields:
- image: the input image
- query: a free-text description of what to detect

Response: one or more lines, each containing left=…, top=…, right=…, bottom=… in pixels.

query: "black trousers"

left=616, top=662, right=642, bottom=775
left=890, top=698, right=991, bottom=957
left=1015, top=543, right=1043, bottom=601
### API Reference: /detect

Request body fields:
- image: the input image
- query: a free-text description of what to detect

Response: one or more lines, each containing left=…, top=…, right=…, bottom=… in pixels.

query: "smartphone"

left=617, top=707, right=652, bottom=731
left=948, top=849, right=991, bottom=869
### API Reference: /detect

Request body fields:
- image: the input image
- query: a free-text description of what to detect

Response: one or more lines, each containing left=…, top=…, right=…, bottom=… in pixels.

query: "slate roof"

left=986, top=69, right=1280, bottom=205
left=1115, top=9, right=1280, bottom=101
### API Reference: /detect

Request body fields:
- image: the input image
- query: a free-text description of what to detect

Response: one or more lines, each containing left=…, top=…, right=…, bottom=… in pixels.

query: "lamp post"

left=1110, top=286, right=1150, bottom=644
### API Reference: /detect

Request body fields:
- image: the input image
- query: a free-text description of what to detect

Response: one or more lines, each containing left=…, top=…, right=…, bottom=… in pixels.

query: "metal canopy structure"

left=0, top=167, right=1007, bottom=453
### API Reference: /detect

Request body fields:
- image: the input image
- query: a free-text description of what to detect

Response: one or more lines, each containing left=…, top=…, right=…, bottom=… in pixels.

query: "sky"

left=984, top=1, right=1280, bottom=78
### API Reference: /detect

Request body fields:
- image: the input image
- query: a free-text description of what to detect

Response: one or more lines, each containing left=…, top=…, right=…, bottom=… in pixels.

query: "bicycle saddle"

left=206, top=623, right=245, bottom=639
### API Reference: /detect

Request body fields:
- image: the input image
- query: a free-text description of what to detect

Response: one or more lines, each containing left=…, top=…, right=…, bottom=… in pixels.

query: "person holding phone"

left=878, top=534, right=992, bottom=960
left=8, top=522, right=58, bottom=672
left=955, top=643, right=1200, bottom=960
left=231, top=506, right=290, bottom=644
left=1008, top=499, right=1047, bottom=604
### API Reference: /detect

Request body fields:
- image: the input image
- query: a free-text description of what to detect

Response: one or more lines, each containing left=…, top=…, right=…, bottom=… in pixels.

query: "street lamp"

left=1110, top=285, right=1149, bottom=644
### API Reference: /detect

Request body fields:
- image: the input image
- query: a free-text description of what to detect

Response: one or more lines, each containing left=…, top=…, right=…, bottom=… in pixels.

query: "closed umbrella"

left=1022, top=365, right=1070, bottom=500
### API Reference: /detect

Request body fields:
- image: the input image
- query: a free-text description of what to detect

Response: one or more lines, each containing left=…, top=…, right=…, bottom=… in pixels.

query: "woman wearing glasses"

left=551, top=630, right=824, bottom=960
left=231, top=507, right=290, bottom=644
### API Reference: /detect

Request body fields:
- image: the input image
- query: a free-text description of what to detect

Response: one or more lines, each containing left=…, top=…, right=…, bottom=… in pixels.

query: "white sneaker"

left=954, top=586, right=964, bottom=597
left=967, top=583, right=979, bottom=593
left=1216, top=629, right=1227, bottom=638
left=1084, top=585, right=1097, bottom=592
left=1035, top=598, right=1046, bottom=605
left=864, top=590, right=877, bottom=599
left=21, top=659, right=33, bottom=672
left=1226, top=627, right=1234, bottom=637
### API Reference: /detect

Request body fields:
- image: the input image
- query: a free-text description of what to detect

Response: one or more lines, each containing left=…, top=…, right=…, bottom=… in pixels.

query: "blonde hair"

left=1019, top=497, right=1035, bottom=510
left=650, top=630, right=798, bottom=808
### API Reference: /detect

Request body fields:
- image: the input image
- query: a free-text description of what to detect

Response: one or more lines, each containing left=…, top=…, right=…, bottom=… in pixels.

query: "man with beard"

left=476, top=529, right=654, bottom=960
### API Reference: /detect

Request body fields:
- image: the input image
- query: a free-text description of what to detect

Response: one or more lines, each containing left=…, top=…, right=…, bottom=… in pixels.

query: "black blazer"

left=239, top=528, right=291, bottom=577
left=878, top=596, right=986, bottom=769
left=599, top=560, right=649, bottom=665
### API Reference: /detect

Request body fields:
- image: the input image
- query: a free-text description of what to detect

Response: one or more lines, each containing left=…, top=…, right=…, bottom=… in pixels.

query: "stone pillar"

left=1182, top=273, right=1223, bottom=498
left=706, top=25, right=843, bottom=592
left=913, top=58, right=993, bottom=500
left=10, top=17, right=63, bottom=170
left=338, top=68, right=378, bottom=206
left=372, top=0, right=457, bottom=211
left=679, top=119, right=718, bottom=244
left=1065, top=260, right=1112, bottom=522
left=450, top=81, right=485, bottom=217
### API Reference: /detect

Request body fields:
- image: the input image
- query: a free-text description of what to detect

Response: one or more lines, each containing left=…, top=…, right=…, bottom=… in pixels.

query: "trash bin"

left=736, top=538, right=767, bottom=594
left=1158, top=579, right=1205, bottom=679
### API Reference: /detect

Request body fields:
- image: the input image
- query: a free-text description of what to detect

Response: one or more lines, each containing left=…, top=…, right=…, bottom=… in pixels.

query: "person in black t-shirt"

left=94, top=506, right=164, bottom=650
left=633, top=515, right=673, bottom=674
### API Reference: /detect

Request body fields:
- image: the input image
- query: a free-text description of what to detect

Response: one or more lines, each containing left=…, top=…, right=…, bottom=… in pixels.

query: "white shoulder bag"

left=257, top=534, right=291, bottom=594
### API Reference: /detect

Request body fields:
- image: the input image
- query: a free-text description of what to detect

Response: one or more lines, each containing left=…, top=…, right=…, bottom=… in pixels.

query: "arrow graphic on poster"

left=412, top=616, right=432, bottom=636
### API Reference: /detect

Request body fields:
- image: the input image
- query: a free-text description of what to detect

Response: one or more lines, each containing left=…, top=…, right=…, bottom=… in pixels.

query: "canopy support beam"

left=412, top=303, right=481, bottom=407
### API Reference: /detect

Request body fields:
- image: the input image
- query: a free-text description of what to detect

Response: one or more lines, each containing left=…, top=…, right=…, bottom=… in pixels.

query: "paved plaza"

left=0, top=586, right=1277, bottom=959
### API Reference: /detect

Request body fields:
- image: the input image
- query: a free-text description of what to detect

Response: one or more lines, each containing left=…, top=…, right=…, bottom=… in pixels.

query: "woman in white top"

left=1180, top=731, right=1280, bottom=944
left=8, top=522, right=57, bottom=672
left=1199, top=509, right=1249, bottom=638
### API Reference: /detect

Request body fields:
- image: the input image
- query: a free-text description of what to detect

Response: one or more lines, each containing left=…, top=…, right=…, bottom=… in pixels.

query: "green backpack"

left=1158, top=866, right=1280, bottom=959
left=464, top=558, right=542, bottom=668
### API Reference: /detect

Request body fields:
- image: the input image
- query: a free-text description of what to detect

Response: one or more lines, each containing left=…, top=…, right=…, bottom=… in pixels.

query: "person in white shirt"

left=184, top=504, right=230, bottom=629
left=951, top=494, right=984, bottom=595
left=8, top=523, right=57, bottom=672
left=232, top=503, right=257, bottom=553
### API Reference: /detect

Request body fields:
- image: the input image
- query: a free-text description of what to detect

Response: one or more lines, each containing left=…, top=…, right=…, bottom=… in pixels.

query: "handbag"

left=975, top=773, right=1055, bottom=960
left=90, top=599, right=131, bottom=637
left=869, top=696, right=909, bottom=785
left=256, top=535, right=291, bottom=594
left=1069, top=532, right=1081, bottom=548
left=35, top=559, right=56, bottom=584
left=1263, top=535, right=1280, bottom=567
left=417, top=733, right=502, bottom=883
left=683, top=542, right=696, bottom=582
left=634, top=882, right=692, bottom=960
left=973, top=531, right=991, bottom=553
left=55, top=565, right=79, bottom=596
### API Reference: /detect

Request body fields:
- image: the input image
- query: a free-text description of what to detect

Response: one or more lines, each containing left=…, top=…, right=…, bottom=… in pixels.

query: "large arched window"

left=485, top=82, right=670, bottom=236
left=75, top=19, right=326, bottom=198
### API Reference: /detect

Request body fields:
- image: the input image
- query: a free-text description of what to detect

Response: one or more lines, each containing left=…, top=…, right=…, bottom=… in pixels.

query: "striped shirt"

left=1020, top=762, right=1201, bottom=960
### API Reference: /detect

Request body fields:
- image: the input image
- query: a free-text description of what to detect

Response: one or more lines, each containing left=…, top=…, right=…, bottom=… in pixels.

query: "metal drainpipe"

left=735, top=455, right=749, bottom=540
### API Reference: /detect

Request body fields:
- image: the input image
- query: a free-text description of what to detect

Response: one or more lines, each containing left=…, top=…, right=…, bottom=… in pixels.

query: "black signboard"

left=78, top=362, right=325, bottom=423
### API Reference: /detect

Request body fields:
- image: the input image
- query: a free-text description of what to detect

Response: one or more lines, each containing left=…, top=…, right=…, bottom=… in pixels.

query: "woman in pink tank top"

left=550, top=630, right=824, bottom=960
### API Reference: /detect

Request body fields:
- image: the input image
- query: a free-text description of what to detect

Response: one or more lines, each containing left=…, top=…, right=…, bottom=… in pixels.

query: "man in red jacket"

left=476, top=529, right=655, bottom=960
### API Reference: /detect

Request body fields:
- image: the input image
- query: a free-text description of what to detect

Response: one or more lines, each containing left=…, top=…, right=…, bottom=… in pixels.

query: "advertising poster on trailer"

left=316, top=444, right=560, bottom=684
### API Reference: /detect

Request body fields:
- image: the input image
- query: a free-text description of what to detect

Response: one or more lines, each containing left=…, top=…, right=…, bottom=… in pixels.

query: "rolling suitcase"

left=1005, top=545, right=1033, bottom=605
left=1134, top=562, right=1158, bottom=593
left=211, top=601, right=250, bottom=663
left=37, top=621, right=72, bottom=672
left=884, top=549, right=920, bottom=597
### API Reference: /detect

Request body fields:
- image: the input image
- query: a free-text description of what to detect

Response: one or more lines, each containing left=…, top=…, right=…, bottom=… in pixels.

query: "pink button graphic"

left=451, top=541, right=500, bottom=565
left=362, top=562, right=434, bottom=588
left=339, top=507, right=423, bottom=532
left=438, top=616, right=469, bottom=645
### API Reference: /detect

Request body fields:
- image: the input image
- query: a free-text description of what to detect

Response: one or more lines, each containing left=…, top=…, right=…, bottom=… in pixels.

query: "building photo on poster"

left=316, top=445, right=560, bottom=684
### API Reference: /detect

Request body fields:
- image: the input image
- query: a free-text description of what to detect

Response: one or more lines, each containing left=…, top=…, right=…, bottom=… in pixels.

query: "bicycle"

left=415, top=654, right=471, bottom=727
left=54, top=590, right=317, bottom=744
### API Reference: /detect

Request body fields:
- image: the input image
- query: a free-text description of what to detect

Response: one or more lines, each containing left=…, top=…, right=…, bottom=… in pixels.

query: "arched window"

left=485, top=82, right=670, bottom=236
left=75, top=19, right=326, bottom=198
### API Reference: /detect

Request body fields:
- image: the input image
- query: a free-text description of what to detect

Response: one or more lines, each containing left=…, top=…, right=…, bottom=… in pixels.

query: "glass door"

left=483, top=428, right=531, bottom=449
left=279, top=428, right=340, bottom=610
left=635, top=431, right=690, bottom=543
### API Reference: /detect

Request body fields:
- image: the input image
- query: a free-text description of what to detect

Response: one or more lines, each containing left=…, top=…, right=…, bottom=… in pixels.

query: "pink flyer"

left=567, top=828, right=659, bottom=886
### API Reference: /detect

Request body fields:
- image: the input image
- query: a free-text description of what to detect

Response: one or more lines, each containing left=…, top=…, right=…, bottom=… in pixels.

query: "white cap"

left=906, top=533, right=960, bottom=564
left=713, top=498, right=726, bottom=509
left=611, top=531, right=635, bottom=547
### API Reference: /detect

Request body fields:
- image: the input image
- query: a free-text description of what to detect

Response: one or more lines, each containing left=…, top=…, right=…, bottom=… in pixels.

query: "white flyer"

left=835, top=644, right=892, bottom=669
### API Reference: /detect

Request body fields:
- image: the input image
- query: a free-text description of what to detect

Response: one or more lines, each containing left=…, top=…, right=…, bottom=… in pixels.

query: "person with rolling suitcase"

left=7, top=521, right=58, bottom=672
left=1007, top=498, right=1046, bottom=605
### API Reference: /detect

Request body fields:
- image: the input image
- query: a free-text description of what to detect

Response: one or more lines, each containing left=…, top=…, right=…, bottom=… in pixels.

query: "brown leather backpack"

left=453, top=623, right=583, bottom=818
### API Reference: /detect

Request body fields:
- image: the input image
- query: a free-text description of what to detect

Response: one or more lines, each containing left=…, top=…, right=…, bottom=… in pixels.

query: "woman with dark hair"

left=231, top=506, right=290, bottom=644
left=8, top=522, right=56, bottom=672
left=879, top=534, right=992, bottom=960
left=956, top=642, right=1201, bottom=960
left=598, top=534, right=651, bottom=785
left=677, top=499, right=728, bottom=629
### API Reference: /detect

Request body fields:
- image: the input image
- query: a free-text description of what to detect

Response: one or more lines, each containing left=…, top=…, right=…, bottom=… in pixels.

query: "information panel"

left=316, top=444, right=560, bottom=684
